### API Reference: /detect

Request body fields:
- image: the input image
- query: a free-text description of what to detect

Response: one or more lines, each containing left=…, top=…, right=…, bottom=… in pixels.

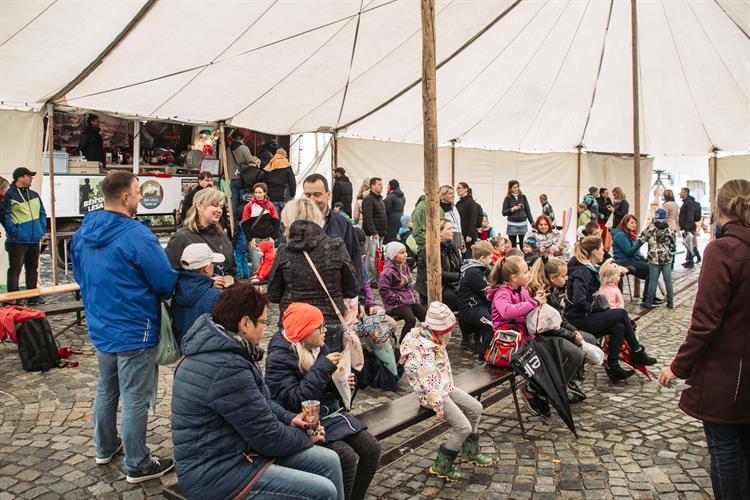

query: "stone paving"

left=0, top=264, right=713, bottom=499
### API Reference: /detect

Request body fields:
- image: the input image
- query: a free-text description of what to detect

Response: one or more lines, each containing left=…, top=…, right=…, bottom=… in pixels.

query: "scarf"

left=264, top=153, right=291, bottom=172
left=215, top=322, right=264, bottom=365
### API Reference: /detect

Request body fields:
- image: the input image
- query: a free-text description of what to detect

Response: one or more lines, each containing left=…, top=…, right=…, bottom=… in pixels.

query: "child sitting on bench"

left=400, top=301, right=493, bottom=482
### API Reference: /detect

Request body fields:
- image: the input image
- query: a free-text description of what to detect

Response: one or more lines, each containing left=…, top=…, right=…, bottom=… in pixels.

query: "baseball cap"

left=655, top=208, right=667, bottom=220
left=180, top=243, right=225, bottom=270
left=12, top=167, right=36, bottom=180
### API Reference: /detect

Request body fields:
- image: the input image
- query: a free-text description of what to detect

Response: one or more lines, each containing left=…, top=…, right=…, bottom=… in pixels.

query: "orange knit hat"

left=282, top=303, right=324, bottom=343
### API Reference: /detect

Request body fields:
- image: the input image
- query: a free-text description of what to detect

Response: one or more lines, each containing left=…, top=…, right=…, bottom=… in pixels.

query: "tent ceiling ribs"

left=0, top=0, right=58, bottom=49
left=713, top=0, right=750, bottom=40
left=336, top=0, right=525, bottom=132
left=47, top=0, right=157, bottom=104
left=335, top=0, right=366, bottom=128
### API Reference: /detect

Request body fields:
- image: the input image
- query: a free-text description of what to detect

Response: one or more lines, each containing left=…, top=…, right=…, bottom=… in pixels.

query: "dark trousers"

left=457, top=306, right=493, bottom=360
left=325, top=430, right=381, bottom=500
left=389, top=303, right=427, bottom=342
left=567, top=309, right=640, bottom=369
left=6, top=242, right=40, bottom=293
left=508, top=234, right=525, bottom=248
left=703, top=421, right=750, bottom=500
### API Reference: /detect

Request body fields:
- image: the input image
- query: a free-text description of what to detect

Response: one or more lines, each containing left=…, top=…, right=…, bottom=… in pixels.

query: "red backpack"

left=0, top=306, right=47, bottom=343
left=484, top=324, right=527, bottom=368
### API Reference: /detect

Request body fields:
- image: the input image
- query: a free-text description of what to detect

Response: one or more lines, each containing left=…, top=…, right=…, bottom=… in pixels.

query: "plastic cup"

left=301, top=400, right=320, bottom=435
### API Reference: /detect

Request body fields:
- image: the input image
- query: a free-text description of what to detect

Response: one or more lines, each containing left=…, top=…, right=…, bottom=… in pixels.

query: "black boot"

left=606, top=365, right=635, bottom=382
left=630, top=347, right=657, bottom=366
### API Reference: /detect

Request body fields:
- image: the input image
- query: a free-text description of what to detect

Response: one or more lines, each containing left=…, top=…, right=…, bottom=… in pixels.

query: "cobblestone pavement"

left=0, top=265, right=713, bottom=499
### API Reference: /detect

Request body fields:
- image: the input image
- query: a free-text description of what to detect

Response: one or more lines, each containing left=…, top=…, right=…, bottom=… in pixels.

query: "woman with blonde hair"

left=265, top=302, right=380, bottom=500
left=352, top=178, right=370, bottom=226
left=166, top=187, right=235, bottom=276
left=611, top=187, right=629, bottom=228
left=269, top=198, right=359, bottom=352
left=660, top=179, right=750, bottom=499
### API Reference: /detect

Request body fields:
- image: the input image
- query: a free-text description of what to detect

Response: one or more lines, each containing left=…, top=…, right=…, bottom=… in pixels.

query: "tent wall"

left=714, top=155, right=750, bottom=190
left=337, top=138, right=651, bottom=240
left=0, top=110, right=45, bottom=290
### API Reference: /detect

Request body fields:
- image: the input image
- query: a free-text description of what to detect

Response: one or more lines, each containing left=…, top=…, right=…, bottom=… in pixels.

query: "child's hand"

left=534, top=289, right=547, bottom=306
left=435, top=409, right=444, bottom=421
left=348, top=373, right=356, bottom=389
left=575, top=332, right=584, bottom=346
left=326, top=352, right=342, bottom=364
left=211, top=276, right=226, bottom=289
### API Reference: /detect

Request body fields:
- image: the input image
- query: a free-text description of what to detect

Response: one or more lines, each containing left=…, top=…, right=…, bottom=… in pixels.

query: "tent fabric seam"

left=579, top=0, right=614, bottom=148
left=335, top=0, right=366, bottom=128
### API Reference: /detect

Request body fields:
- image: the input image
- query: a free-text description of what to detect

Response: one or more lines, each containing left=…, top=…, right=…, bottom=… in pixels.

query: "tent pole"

left=450, top=140, right=456, bottom=186
left=422, top=0, right=442, bottom=304
left=710, top=148, right=718, bottom=240
left=332, top=133, right=338, bottom=171
left=630, top=0, right=641, bottom=298
left=46, top=104, right=59, bottom=286
left=576, top=145, right=582, bottom=209
left=133, top=120, right=141, bottom=174
left=219, top=125, right=235, bottom=238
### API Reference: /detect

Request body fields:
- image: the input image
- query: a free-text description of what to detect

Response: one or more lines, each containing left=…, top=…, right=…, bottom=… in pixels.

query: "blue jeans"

left=93, top=347, right=157, bottom=472
left=273, top=201, right=286, bottom=245
left=703, top=421, right=750, bottom=499
left=646, top=263, right=673, bottom=306
left=246, top=445, right=344, bottom=500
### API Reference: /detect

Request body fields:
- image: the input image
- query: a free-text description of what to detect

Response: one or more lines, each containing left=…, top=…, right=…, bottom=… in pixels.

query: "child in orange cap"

left=399, top=302, right=493, bottom=482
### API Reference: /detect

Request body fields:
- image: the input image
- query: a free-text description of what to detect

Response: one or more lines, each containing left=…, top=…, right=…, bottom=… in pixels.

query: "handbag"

left=591, top=294, right=610, bottom=313
left=302, top=251, right=365, bottom=372
left=484, top=324, right=526, bottom=368
left=155, top=303, right=180, bottom=366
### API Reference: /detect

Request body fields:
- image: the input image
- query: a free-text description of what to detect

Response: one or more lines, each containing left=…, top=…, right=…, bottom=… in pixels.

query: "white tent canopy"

left=2, top=0, right=749, bottom=155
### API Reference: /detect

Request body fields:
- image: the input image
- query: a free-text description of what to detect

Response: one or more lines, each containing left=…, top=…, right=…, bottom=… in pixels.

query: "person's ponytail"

left=717, top=179, right=750, bottom=228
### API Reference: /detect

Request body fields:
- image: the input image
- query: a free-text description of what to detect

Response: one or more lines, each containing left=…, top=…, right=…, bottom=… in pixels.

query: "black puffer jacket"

left=268, top=220, right=360, bottom=324
left=678, top=196, right=697, bottom=233
left=563, top=257, right=600, bottom=319
left=79, top=125, right=105, bottom=165
left=383, top=189, right=406, bottom=243
left=263, top=167, right=296, bottom=203
left=332, top=175, right=353, bottom=217
left=415, top=241, right=462, bottom=298
left=456, top=196, right=480, bottom=243
left=361, top=191, right=386, bottom=237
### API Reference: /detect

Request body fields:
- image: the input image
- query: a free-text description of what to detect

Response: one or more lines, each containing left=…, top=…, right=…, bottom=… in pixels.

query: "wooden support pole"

left=421, top=0, right=442, bottom=304
left=133, top=120, right=141, bottom=174
left=576, top=145, right=582, bottom=209
left=46, top=104, right=59, bottom=285
left=631, top=0, right=641, bottom=298
left=450, top=139, right=456, bottom=186
left=710, top=149, right=718, bottom=240
left=219, top=125, right=235, bottom=237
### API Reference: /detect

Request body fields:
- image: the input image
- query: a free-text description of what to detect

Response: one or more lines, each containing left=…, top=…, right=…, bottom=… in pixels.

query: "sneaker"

left=126, top=457, right=175, bottom=484
left=630, top=348, right=657, bottom=366
left=567, top=380, right=586, bottom=403
left=26, top=297, right=46, bottom=306
left=95, top=437, right=123, bottom=465
left=521, top=389, right=551, bottom=418
left=682, top=261, right=694, bottom=268
left=606, top=365, right=635, bottom=382
left=640, top=302, right=657, bottom=309
left=667, top=302, right=674, bottom=309
left=652, top=297, right=664, bottom=304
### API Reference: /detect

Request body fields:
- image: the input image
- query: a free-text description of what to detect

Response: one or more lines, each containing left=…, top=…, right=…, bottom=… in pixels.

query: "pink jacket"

left=487, top=284, right=538, bottom=330
left=598, top=283, right=624, bottom=310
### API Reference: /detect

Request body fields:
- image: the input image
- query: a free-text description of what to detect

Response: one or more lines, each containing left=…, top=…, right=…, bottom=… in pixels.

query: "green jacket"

left=412, top=195, right=445, bottom=251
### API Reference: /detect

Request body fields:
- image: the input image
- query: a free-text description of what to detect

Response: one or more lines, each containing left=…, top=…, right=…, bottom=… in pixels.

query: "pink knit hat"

left=424, top=301, right=455, bottom=335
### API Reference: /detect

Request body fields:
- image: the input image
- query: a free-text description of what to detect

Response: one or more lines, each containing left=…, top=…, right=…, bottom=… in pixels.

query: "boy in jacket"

left=456, top=241, right=493, bottom=357
left=639, top=208, right=676, bottom=308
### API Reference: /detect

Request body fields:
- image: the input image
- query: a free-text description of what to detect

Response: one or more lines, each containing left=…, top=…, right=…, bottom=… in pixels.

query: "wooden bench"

left=163, top=365, right=524, bottom=500
left=0, top=283, right=85, bottom=334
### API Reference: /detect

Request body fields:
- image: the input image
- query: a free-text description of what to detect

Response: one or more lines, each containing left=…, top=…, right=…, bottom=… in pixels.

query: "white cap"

left=180, top=243, right=225, bottom=270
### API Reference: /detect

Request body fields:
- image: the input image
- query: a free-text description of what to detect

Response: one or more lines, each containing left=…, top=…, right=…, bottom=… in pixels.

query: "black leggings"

left=508, top=234, right=525, bottom=248
left=567, top=309, right=641, bottom=369
left=325, top=430, right=381, bottom=500
left=389, top=303, right=427, bottom=342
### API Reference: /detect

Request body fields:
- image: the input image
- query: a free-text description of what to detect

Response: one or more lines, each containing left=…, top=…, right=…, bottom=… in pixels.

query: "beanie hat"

left=384, top=241, right=406, bottom=261
left=424, top=301, right=456, bottom=335
left=524, top=237, right=537, bottom=249
left=589, top=186, right=598, bottom=194
left=400, top=214, right=411, bottom=226
left=655, top=208, right=667, bottom=220
left=282, top=303, right=324, bottom=343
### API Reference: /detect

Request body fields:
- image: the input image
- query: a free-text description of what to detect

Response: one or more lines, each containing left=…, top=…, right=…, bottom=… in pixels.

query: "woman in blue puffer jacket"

left=171, top=284, right=344, bottom=500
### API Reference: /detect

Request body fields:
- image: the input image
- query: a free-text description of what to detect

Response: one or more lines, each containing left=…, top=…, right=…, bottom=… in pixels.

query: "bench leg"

left=509, top=376, right=526, bottom=437
left=76, top=311, right=81, bottom=326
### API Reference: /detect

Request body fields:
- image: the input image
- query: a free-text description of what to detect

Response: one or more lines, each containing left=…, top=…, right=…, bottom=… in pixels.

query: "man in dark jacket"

left=72, top=171, right=178, bottom=483
left=678, top=187, right=701, bottom=268
left=383, top=179, right=405, bottom=244
left=3, top=167, right=46, bottom=301
left=79, top=114, right=106, bottom=166
left=331, top=167, right=353, bottom=218
left=361, top=178, right=386, bottom=286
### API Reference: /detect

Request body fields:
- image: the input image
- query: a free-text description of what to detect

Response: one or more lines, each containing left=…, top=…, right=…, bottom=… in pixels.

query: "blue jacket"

left=172, top=314, right=310, bottom=500
left=265, top=330, right=365, bottom=442
left=172, top=272, right=221, bottom=343
left=3, top=183, right=46, bottom=244
left=564, top=257, right=600, bottom=319
left=325, top=209, right=363, bottom=285
left=72, top=210, right=178, bottom=352
left=457, top=259, right=491, bottom=312
left=611, top=228, right=645, bottom=263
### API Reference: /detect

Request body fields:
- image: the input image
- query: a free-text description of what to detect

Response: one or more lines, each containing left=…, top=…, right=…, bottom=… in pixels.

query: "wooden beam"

left=133, top=120, right=141, bottom=174
left=710, top=149, right=718, bottom=240
left=450, top=139, right=456, bottom=186
left=631, top=0, right=641, bottom=298
left=421, top=0, right=442, bottom=304
left=46, top=104, right=59, bottom=286
left=219, top=125, right=235, bottom=237
left=576, top=144, right=582, bottom=210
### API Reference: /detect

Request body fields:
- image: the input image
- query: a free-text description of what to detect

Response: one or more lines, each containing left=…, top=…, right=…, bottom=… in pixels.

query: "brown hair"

left=471, top=240, right=494, bottom=259
left=212, top=283, right=269, bottom=331
left=529, top=256, right=567, bottom=292
left=616, top=214, right=638, bottom=232
left=533, top=215, right=553, bottom=233
left=584, top=221, right=600, bottom=235
left=575, top=236, right=603, bottom=263
left=507, top=180, right=520, bottom=196
left=0, top=176, right=10, bottom=190
left=663, top=189, right=675, bottom=202
left=197, top=171, right=213, bottom=181
left=507, top=248, right=524, bottom=257
left=101, top=171, right=137, bottom=204
left=716, top=179, right=750, bottom=228
left=252, top=182, right=268, bottom=193
left=612, top=186, right=626, bottom=199
left=488, top=255, right=526, bottom=288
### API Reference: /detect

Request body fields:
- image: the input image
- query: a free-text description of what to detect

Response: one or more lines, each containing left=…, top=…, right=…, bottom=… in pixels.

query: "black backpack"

left=239, top=163, right=263, bottom=190
left=692, top=200, right=702, bottom=222
left=17, top=318, right=59, bottom=372
left=474, top=201, right=485, bottom=229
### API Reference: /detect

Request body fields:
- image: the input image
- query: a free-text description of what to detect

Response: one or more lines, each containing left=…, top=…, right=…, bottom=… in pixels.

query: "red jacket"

left=253, top=241, right=275, bottom=282
left=671, top=222, right=750, bottom=425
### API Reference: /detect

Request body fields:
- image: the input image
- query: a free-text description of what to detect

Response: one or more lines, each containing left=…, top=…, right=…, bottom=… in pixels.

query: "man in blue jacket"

left=72, top=171, right=178, bottom=484
left=2, top=167, right=46, bottom=301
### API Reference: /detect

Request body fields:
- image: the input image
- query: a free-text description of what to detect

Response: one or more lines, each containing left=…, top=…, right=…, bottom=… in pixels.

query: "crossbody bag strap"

left=302, top=250, right=347, bottom=326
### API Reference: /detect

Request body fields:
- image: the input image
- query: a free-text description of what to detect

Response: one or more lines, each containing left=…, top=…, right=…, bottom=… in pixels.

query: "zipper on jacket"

left=734, top=358, right=743, bottom=405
